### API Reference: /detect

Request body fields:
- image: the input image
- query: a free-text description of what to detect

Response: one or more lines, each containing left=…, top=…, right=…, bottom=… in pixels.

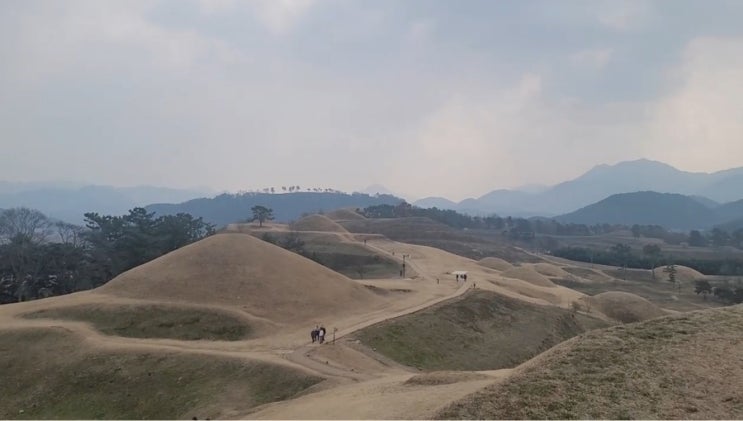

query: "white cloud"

left=597, top=1, right=652, bottom=31
left=570, top=48, right=613, bottom=69
left=250, top=0, right=316, bottom=34
left=644, top=36, right=743, bottom=172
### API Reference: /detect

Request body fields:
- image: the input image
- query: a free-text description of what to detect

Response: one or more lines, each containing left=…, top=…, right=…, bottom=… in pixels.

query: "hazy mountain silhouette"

left=0, top=184, right=213, bottom=224
left=146, top=192, right=403, bottom=227
left=556, top=192, right=743, bottom=230
left=413, top=159, right=743, bottom=216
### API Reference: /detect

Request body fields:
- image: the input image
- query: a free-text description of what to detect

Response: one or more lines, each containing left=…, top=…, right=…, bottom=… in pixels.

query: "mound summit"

left=100, top=233, right=381, bottom=325
left=291, top=214, right=349, bottom=233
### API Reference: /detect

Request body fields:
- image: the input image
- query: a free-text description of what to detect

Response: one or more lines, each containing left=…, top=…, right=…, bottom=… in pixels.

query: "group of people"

left=311, top=325, right=327, bottom=344
left=456, top=273, right=468, bottom=282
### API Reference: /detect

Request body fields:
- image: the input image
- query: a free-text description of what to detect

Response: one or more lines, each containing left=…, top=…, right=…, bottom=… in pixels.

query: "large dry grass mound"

left=586, top=291, right=667, bottom=323
left=99, top=233, right=380, bottom=325
left=291, top=214, right=349, bottom=233
left=356, top=291, right=609, bottom=371
left=0, top=328, right=322, bottom=420
left=477, top=257, right=513, bottom=272
left=502, top=266, right=555, bottom=288
left=654, top=265, right=705, bottom=282
left=325, top=208, right=366, bottom=221
left=438, top=305, right=743, bottom=420
left=532, top=263, right=570, bottom=278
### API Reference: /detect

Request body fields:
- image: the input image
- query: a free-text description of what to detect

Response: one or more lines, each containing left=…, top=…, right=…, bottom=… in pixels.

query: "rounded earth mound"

left=478, top=257, right=513, bottom=272
left=291, top=214, right=349, bottom=233
left=98, top=233, right=381, bottom=325
left=532, top=263, right=570, bottom=278
left=325, top=208, right=366, bottom=221
left=586, top=291, right=667, bottom=323
left=502, top=266, right=555, bottom=288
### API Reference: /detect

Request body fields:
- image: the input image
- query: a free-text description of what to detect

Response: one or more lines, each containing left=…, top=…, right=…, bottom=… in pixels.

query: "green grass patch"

left=25, top=304, right=251, bottom=341
left=0, top=328, right=322, bottom=420
left=355, top=290, right=610, bottom=371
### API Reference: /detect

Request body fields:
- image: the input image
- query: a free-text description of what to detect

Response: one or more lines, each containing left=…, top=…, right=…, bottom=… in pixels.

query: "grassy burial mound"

left=477, top=257, right=513, bottom=272
left=355, top=290, right=610, bottom=372
left=291, top=214, right=349, bottom=233
left=562, top=266, right=613, bottom=282
left=24, top=304, right=251, bottom=341
left=98, top=233, right=382, bottom=326
left=0, top=328, right=322, bottom=420
left=654, top=264, right=705, bottom=282
left=532, top=262, right=570, bottom=278
left=324, top=208, right=366, bottom=221
left=502, top=266, right=556, bottom=288
left=437, top=305, right=743, bottom=420
left=585, top=291, right=668, bottom=323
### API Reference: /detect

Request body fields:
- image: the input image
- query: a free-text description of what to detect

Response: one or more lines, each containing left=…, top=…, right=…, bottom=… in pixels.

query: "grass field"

left=258, top=231, right=401, bottom=279
left=0, top=328, right=323, bottom=420
left=24, top=304, right=252, bottom=341
left=437, top=304, right=743, bottom=420
left=355, top=290, right=610, bottom=371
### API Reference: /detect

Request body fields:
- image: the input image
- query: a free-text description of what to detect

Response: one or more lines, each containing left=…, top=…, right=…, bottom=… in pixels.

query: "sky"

left=1, top=0, right=743, bottom=201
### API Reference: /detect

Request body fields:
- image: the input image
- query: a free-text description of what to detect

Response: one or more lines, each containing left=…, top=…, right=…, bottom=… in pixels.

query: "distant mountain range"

left=555, top=191, right=743, bottom=230
left=0, top=183, right=214, bottom=224
left=414, top=159, right=743, bottom=217
left=146, top=192, right=403, bottom=227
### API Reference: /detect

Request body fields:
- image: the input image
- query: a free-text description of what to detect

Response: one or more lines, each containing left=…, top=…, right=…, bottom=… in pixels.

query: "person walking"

left=319, top=326, right=326, bottom=344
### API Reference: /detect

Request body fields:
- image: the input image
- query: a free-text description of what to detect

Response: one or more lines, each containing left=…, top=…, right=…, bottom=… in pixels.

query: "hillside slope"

left=438, top=304, right=743, bottom=419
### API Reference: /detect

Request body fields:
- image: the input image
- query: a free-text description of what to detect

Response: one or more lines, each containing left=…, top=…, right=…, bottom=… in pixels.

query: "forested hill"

left=555, top=191, right=733, bottom=229
left=146, top=192, right=403, bottom=226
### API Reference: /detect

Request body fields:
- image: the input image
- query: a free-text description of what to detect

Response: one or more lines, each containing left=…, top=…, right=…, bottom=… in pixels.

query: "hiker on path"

left=319, top=326, right=326, bottom=344
left=311, top=326, right=319, bottom=343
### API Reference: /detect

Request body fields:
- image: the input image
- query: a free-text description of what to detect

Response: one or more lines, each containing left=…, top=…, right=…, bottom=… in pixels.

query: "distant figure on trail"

left=311, top=325, right=319, bottom=343
left=319, top=326, right=326, bottom=344
left=463, top=274, right=468, bottom=282
left=455, top=274, right=459, bottom=282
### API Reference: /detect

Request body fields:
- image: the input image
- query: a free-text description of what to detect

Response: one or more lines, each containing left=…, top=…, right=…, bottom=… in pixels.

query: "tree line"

left=360, top=203, right=742, bottom=247
left=0, top=207, right=214, bottom=304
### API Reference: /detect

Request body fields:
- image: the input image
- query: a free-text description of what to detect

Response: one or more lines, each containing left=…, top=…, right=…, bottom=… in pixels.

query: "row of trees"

left=694, top=280, right=743, bottom=304
left=553, top=243, right=743, bottom=276
left=236, top=186, right=343, bottom=194
left=0, top=207, right=214, bottom=304
left=363, top=203, right=743, bottom=251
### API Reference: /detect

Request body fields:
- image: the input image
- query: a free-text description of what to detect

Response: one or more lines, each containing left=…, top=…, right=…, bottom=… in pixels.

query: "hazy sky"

left=2, top=0, right=743, bottom=200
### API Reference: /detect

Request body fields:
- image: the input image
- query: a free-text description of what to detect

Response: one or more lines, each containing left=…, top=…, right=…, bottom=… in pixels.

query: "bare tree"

left=0, top=207, right=51, bottom=244
left=55, top=221, right=84, bottom=248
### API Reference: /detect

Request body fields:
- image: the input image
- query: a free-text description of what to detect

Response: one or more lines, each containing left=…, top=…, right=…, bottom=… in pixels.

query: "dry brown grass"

left=586, top=291, right=669, bottom=323
left=404, top=371, right=492, bottom=386
left=291, top=214, right=349, bottom=233
left=533, top=262, right=571, bottom=278
left=324, top=208, right=366, bottom=221
left=99, top=233, right=382, bottom=326
left=502, top=266, right=556, bottom=288
left=0, top=327, right=323, bottom=420
left=356, top=290, right=609, bottom=371
left=438, top=304, right=743, bottom=420
left=23, top=303, right=252, bottom=341
left=478, top=257, right=513, bottom=271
